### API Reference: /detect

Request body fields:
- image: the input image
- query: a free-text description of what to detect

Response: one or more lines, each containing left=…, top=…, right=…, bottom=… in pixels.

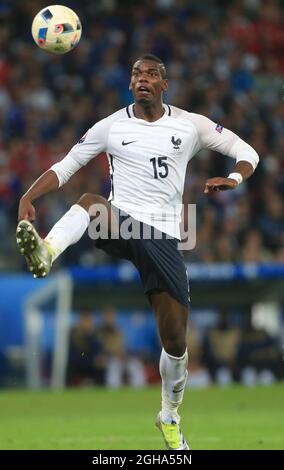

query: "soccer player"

left=16, top=54, right=259, bottom=450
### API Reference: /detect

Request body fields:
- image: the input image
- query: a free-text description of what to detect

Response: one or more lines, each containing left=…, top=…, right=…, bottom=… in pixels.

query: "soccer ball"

left=31, top=4, right=82, bottom=54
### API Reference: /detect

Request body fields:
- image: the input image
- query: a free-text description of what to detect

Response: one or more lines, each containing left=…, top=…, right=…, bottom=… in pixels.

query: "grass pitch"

left=0, top=384, right=283, bottom=450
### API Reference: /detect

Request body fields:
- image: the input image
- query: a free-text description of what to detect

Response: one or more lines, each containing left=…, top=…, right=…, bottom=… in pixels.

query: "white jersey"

left=51, top=104, right=259, bottom=239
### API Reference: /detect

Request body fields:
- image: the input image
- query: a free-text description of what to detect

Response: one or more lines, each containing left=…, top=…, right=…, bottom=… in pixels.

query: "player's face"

left=129, top=60, right=168, bottom=105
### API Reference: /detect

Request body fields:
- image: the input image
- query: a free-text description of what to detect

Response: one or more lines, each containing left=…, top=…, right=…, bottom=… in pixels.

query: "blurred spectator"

left=258, top=192, right=284, bottom=251
left=66, top=311, right=106, bottom=386
left=186, top=321, right=211, bottom=389
left=237, top=310, right=283, bottom=386
left=97, top=306, right=146, bottom=388
left=240, top=229, right=269, bottom=262
left=203, top=309, right=241, bottom=385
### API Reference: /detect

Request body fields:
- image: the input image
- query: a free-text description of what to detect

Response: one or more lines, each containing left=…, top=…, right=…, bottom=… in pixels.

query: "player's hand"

left=204, top=177, right=238, bottom=194
left=18, top=196, right=36, bottom=222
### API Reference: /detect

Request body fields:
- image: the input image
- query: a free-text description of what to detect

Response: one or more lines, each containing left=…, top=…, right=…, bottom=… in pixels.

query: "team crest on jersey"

left=78, top=131, right=88, bottom=144
left=171, top=135, right=182, bottom=150
left=215, top=124, right=223, bottom=133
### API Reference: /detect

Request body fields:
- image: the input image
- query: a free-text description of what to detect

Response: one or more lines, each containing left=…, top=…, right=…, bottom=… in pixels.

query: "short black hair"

left=134, top=53, right=167, bottom=79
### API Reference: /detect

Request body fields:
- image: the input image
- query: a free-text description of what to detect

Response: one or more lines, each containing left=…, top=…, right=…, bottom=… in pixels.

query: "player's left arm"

left=204, top=160, right=254, bottom=194
left=191, top=114, right=259, bottom=194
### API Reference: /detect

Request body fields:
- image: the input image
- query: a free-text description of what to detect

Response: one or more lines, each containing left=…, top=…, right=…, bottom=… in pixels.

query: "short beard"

left=136, top=98, right=152, bottom=107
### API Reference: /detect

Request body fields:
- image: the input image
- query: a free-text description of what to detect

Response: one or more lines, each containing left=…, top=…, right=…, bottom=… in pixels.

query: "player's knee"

left=163, top=337, right=187, bottom=358
left=77, top=193, right=108, bottom=212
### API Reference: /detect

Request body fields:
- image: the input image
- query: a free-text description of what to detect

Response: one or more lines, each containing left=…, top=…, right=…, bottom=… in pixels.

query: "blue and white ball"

left=31, top=5, right=82, bottom=54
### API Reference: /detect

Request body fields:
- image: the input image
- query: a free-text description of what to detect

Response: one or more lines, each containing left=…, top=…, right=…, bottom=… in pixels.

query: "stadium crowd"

left=0, top=0, right=284, bottom=270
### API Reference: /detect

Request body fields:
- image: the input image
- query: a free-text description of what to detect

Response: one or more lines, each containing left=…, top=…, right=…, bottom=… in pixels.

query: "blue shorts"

left=95, top=209, right=190, bottom=306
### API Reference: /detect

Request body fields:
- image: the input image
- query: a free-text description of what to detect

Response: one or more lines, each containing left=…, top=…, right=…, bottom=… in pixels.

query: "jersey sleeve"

left=190, top=113, right=239, bottom=153
left=190, top=113, right=259, bottom=170
left=50, top=117, right=111, bottom=187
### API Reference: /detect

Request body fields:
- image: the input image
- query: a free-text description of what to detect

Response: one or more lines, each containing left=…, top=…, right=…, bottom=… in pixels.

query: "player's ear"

left=129, top=81, right=132, bottom=91
left=162, top=79, right=168, bottom=92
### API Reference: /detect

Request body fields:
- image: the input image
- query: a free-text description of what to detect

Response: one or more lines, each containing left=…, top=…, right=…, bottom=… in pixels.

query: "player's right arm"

left=18, top=116, right=111, bottom=221
left=18, top=169, right=60, bottom=221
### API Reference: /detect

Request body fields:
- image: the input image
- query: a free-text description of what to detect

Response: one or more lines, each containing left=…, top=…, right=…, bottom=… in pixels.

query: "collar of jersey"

left=128, top=103, right=170, bottom=122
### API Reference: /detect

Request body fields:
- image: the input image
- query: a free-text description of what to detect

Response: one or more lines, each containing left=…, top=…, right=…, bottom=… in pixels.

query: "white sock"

left=45, top=204, right=90, bottom=261
left=159, top=348, right=188, bottom=424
